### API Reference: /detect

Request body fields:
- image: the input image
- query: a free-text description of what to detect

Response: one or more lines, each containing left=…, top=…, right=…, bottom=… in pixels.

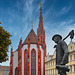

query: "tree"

left=0, top=25, right=12, bottom=63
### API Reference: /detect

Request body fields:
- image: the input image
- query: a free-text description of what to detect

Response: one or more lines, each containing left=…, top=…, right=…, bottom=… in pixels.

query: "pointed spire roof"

left=39, top=3, right=43, bottom=30
left=23, top=29, right=38, bottom=44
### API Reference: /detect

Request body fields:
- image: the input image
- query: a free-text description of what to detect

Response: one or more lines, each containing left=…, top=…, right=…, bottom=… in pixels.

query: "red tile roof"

left=0, top=66, right=10, bottom=71
left=23, top=29, right=38, bottom=45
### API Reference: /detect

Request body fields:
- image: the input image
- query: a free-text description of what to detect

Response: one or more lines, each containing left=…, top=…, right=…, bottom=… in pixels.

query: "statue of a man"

left=52, top=34, right=70, bottom=75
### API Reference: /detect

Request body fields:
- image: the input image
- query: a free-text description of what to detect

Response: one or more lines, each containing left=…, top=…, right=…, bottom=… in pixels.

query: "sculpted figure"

left=52, top=34, right=70, bottom=75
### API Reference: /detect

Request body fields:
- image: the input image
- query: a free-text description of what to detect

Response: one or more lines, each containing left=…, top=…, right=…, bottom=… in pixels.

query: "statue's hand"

left=54, top=45, right=57, bottom=48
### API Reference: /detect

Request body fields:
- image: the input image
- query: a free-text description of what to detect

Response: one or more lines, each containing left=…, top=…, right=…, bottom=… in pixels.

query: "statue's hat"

left=52, top=34, right=62, bottom=41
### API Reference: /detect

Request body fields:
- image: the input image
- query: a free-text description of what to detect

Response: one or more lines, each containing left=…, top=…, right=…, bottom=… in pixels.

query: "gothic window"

left=70, top=55, right=72, bottom=61
left=24, top=50, right=28, bottom=75
left=15, top=67, right=18, bottom=75
left=31, top=49, right=36, bottom=75
left=38, top=51, right=41, bottom=72
left=70, top=66, right=72, bottom=72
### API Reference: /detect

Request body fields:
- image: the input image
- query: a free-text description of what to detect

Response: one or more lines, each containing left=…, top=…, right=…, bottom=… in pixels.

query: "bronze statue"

left=52, top=30, right=74, bottom=75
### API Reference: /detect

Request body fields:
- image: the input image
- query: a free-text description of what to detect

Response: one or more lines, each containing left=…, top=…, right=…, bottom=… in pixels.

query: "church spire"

left=37, top=3, right=46, bottom=52
left=39, top=3, right=43, bottom=30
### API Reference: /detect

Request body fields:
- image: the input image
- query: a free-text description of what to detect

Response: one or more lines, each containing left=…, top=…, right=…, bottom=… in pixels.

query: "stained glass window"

left=15, top=68, right=18, bottom=75
left=31, top=49, right=36, bottom=75
left=25, top=50, right=28, bottom=75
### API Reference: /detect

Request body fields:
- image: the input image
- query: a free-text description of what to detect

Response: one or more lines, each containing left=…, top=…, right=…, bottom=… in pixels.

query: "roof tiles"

left=23, top=29, right=38, bottom=44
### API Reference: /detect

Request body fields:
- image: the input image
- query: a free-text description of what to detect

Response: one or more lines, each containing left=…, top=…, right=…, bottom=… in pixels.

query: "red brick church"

left=9, top=3, right=46, bottom=75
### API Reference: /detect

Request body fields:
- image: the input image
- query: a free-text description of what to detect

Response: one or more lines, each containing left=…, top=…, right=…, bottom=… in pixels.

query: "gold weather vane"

left=40, top=3, right=42, bottom=7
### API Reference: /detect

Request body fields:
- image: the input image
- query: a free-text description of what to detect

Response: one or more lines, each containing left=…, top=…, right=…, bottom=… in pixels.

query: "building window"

left=49, top=69, right=50, bottom=74
left=31, top=49, right=36, bottom=75
left=71, top=46, right=72, bottom=50
left=51, top=69, right=52, bottom=74
left=51, top=62, right=52, bottom=66
left=74, top=54, right=75, bottom=60
left=49, top=62, right=50, bottom=67
left=74, top=65, right=75, bottom=72
left=53, top=69, right=54, bottom=74
left=15, top=67, right=18, bottom=75
left=53, top=61, right=54, bottom=66
left=24, top=50, right=28, bottom=75
left=70, top=66, right=72, bottom=73
left=50, top=69, right=51, bottom=74
left=70, top=55, right=72, bottom=61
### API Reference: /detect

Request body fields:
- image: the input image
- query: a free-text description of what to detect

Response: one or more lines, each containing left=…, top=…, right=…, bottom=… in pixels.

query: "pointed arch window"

left=15, top=67, right=18, bottom=75
left=38, top=51, right=41, bottom=74
left=31, top=49, right=36, bottom=75
left=24, top=49, right=28, bottom=75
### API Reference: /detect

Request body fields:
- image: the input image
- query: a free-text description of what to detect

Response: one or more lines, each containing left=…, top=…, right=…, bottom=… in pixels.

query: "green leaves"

left=0, top=26, right=12, bottom=62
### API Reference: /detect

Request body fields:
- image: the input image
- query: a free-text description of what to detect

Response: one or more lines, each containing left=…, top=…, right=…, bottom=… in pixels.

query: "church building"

left=9, top=3, right=46, bottom=75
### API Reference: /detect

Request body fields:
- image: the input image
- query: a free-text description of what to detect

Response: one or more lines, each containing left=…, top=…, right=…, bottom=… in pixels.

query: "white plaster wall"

left=22, top=45, right=28, bottom=75
left=30, top=44, right=38, bottom=51
left=13, top=51, right=18, bottom=75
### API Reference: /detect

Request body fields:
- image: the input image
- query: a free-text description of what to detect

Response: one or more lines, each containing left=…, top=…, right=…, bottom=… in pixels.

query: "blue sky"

left=0, top=0, right=75, bottom=66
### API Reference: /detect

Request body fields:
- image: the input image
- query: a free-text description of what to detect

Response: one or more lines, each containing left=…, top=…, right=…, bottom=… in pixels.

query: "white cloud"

left=55, top=6, right=71, bottom=16
left=61, top=6, right=71, bottom=14
left=25, top=0, right=33, bottom=20
left=46, top=19, right=75, bottom=55
left=0, top=61, right=10, bottom=66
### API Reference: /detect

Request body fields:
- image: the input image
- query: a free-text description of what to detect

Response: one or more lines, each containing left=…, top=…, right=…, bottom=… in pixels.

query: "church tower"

left=37, top=3, right=46, bottom=55
left=9, top=3, right=46, bottom=75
